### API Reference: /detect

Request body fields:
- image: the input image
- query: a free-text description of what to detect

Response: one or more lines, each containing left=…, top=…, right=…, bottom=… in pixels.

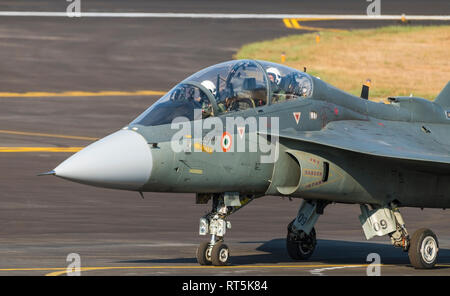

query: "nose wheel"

left=211, top=242, right=230, bottom=266
left=195, top=193, right=256, bottom=266
left=196, top=240, right=230, bottom=266
left=196, top=241, right=213, bottom=265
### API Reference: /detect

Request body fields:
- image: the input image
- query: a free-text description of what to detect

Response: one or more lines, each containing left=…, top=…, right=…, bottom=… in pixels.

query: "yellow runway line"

left=45, top=264, right=375, bottom=276
left=0, top=129, right=99, bottom=141
left=0, top=263, right=447, bottom=276
left=290, top=18, right=302, bottom=29
left=0, top=264, right=370, bottom=276
left=283, top=18, right=347, bottom=32
left=283, top=18, right=293, bottom=28
left=0, top=147, right=83, bottom=152
left=0, top=90, right=166, bottom=98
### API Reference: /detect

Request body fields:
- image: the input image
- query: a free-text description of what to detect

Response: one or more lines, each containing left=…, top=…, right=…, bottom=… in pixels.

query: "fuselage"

left=53, top=59, right=450, bottom=209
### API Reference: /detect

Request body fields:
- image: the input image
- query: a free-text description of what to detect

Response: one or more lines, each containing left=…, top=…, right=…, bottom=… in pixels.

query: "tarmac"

left=0, top=0, right=449, bottom=276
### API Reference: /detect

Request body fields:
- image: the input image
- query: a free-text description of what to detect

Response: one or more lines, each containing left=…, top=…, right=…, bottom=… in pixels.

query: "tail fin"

left=434, top=81, right=450, bottom=108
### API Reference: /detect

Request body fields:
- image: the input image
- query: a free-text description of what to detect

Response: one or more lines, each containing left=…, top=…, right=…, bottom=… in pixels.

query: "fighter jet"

left=42, top=60, right=450, bottom=269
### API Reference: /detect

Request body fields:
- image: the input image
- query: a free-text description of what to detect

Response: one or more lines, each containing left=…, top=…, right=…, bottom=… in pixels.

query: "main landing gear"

left=286, top=200, right=328, bottom=261
left=196, top=195, right=439, bottom=269
left=196, top=193, right=254, bottom=266
left=359, top=203, right=439, bottom=269
left=287, top=200, right=439, bottom=269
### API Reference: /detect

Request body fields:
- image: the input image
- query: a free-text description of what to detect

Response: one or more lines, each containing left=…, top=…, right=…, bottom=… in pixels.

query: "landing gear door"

left=359, top=205, right=397, bottom=240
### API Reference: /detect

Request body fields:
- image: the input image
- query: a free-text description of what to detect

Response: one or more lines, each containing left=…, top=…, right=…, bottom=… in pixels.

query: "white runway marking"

left=0, top=12, right=448, bottom=20
left=135, top=243, right=197, bottom=247
left=310, top=265, right=362, bottom=276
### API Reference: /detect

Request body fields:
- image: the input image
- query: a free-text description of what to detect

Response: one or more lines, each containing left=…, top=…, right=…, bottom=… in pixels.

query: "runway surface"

left=0, top=0, right=449, bottom=276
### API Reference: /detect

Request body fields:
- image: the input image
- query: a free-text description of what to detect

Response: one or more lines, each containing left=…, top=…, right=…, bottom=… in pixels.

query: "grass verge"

left=235, top=25, right=450, bottom=100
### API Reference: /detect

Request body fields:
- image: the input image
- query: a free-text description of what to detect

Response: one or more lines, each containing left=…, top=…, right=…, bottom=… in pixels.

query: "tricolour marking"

left=221, top=132, right=232, bottom=152
left=293, top=112, right=301, bottom=124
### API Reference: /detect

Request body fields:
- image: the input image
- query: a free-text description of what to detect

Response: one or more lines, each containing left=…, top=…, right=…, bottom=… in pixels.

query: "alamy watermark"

left=170, top=110, right=279, bottom=164
left=366, top=253, right=381, bottom=276
left=66, top=0, right=81, bottom=17
left=66, top=253, right=81, bottom=276
left=366, top=0, right=381, bottom=16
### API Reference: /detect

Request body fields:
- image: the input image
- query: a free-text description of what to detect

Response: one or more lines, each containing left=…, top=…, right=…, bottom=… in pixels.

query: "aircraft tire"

left=196, top=241, right=212, bottom=265
left=408, top=228, right=439, bottom=269
left=286, top=226, right=316, bottom=260
left=211, top=242, right=230, bottom=266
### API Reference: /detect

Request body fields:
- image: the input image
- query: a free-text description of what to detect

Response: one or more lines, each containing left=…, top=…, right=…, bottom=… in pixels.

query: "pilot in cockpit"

left=268, top=67, right=313, bottom=103
left=267, top=67, right=287, bottom=103
left=198, top=80, right=215, bottom=118
left=283, top=72, right=312, bottom=98
left=267, top=67, right=281, bottom=88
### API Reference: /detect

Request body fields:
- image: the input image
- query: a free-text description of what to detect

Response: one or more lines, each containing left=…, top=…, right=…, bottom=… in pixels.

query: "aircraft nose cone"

left=54, top=130, right=152, bottom=190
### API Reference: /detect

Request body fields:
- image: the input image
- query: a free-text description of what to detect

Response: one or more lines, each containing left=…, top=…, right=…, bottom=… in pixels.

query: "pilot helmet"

left=266, top=67, right=281, bottom=85
left=201, top=80, right=217, bottom=97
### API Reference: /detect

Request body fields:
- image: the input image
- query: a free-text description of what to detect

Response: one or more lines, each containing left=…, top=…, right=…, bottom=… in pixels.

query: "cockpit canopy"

left=132, top=60, right=314, bottom=126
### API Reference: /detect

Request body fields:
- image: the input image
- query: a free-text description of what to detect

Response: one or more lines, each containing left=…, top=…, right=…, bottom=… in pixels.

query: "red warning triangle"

left=293, top=112, right=301, bottom=124
left=237, top=127, right=245, bottom=139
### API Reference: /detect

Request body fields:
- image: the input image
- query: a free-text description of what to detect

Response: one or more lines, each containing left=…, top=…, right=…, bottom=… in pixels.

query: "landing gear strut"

left=359, top=203, right=439, bottom=269
left=196, top=193, right=253, bottom=266
left=286, top=200, right=328, bottom=261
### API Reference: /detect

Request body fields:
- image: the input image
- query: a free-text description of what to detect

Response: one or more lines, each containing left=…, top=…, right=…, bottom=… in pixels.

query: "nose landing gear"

left=196, top=212, right=231, bottom=266
left=195, top=193, right=254, bottom=266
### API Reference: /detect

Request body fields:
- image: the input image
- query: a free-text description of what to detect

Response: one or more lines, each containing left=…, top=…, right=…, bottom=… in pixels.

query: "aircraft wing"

left=266, top=120, right=450, bottom=165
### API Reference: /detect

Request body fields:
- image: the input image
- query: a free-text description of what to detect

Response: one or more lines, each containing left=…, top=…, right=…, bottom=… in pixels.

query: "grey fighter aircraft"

left=42, top=60, right=450, bottom=269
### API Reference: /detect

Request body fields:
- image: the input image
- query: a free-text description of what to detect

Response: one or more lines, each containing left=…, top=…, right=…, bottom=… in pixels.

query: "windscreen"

left=131, top=60, right=283, bottom=127
left=131, top=83, right=212, bottom=126
left=183, top=60, right=268, bottom=114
